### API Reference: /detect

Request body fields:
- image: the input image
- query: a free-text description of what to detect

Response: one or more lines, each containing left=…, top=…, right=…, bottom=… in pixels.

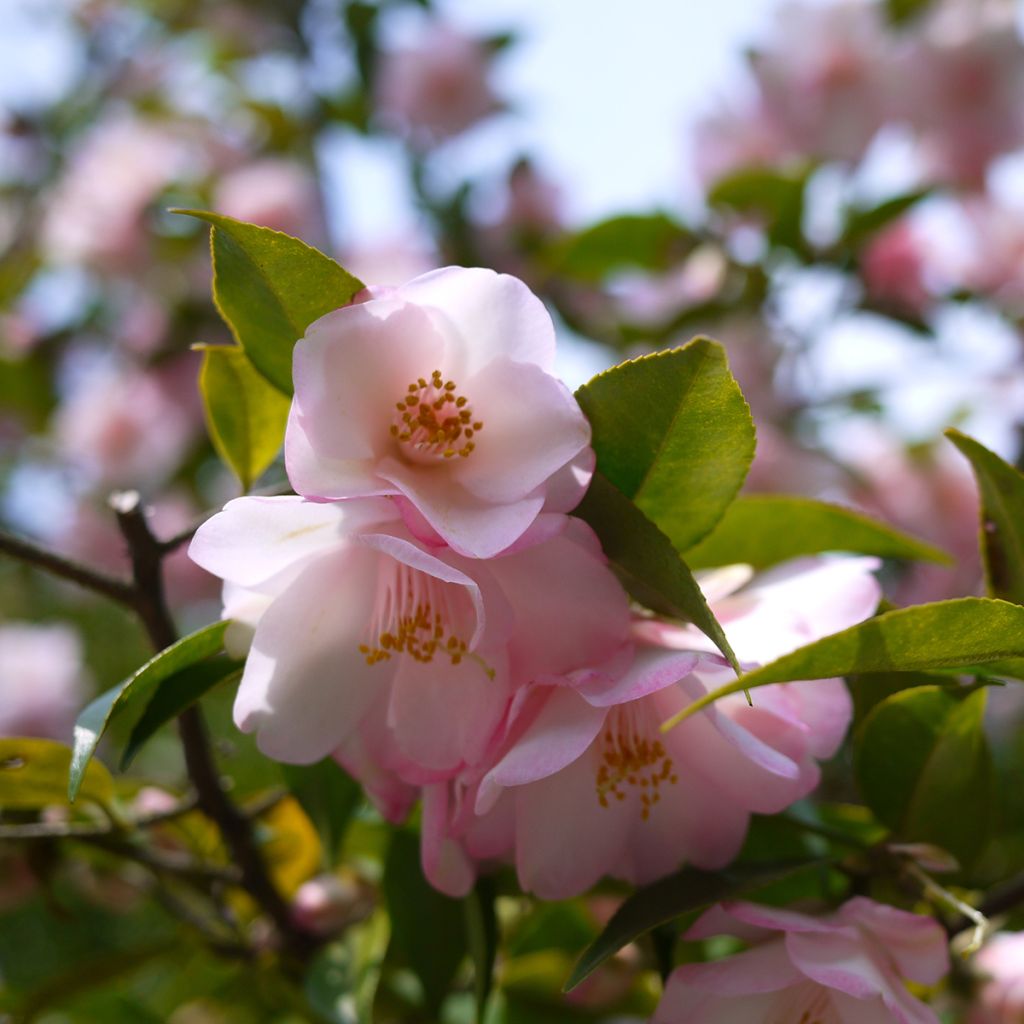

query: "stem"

left=111, top=491, right=319, bottom=961
left=0, top=527, right=134, bottom=605
left=905, top=861, right=988, bottom=955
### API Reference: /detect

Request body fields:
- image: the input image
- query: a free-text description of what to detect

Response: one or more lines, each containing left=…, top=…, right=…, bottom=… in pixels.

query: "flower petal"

left=189, top=495, right=396, bottom=588
left=377, top=454, right=545, bottom=558
left=286, top=297, right=445, bottom=498
left=838, top=898, right=950, bottom=986
left=453, top=356, right=591, bottom=504
left=478, top=685, right=607, bottom=808
left=514, top=745, right=632, bottom=898
left=388, top=646, right=511, bottom=774
left=233, top=548, right=383, bottom=764
left=397, top=266, right=557, bottom=375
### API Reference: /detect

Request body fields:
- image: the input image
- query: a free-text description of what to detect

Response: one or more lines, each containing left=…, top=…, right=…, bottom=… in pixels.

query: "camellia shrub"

left=5, top=1, right=1024, bottom=1022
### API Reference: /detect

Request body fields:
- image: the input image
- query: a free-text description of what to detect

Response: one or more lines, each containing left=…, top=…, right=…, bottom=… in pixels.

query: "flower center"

left=358, top=559, right=493, bottom=677
left=390, top=369, right=484, bottom=464
left=595, top=705, right=677, bottom=820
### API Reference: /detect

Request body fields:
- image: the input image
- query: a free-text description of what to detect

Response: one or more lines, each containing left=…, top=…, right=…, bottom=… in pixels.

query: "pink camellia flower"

left=653, top=898, right=948, bottom=1023
left=374, top=25, right=501, bottom=147
left=285, top=266, right=594, bottom=558
left=189, top=496, right=629, bottom=774
left=0, top=622, right=88, bottom=742
left=967, top=931, right=1024, bottom=1023
left=422, top=556, right=880, bottom=899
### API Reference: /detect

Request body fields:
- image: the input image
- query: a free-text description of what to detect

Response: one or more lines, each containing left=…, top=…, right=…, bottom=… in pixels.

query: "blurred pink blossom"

left=375, top=25, right=501, bottom=146
left=750, top=0, right=893, bottom=164
left=968, top=931, right=1024, bottom=1023
left=40, top=116, right=201, bottom=272
left=653, top=898, right=947, bottom=1023
left=214, top=157, right=327, bottom=245
left=848, top=427, right=981, bottom=604
left=898, top=1, right=1024, bottom=188
left=54, top=359, right=200, bottom=490
left=692, top=102, right=795, bottom=188
left=0, top=622, right=87, bottom=742
left=860, top=219, right=931, bottom=317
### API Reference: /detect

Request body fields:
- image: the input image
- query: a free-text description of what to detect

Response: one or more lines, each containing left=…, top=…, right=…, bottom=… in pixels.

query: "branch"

left=0, top=527, right=134, bottom=605
left=111, top=491, right=320, bottom=961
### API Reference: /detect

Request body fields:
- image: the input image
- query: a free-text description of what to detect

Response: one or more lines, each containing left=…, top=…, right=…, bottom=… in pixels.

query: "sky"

left=330, top=0, right=815, bottom=242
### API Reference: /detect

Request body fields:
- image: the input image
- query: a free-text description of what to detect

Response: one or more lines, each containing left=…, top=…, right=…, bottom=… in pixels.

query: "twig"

left=0, top=527, right=134, bottom=605
left=111, top=491, right=319, bottom=961
left=905, top=861, right=988, bottom=955
left=950, top=870, right=1024, bottom=941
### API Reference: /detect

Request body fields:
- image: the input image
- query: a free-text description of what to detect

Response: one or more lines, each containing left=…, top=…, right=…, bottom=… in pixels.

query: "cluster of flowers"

left=190, top=266, right=881, bottom=899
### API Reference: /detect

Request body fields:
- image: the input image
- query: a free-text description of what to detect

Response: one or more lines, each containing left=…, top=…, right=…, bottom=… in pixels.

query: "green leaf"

left=946, top=430, right=1024, bottom=605
left=547, top=213, right=693, bottom=282
left=708, top=166, right=810, bottom=250
left=198, top=345, right=292, bottom=490
left=174, top=210, right=363, bottom=394
left=306, top=910, right=390, bottom=1024
left=383, top=830, right=467, bottom=1014
left=843, top=190, right=932, bottom=249
left=281, top=759, right=362, bottom=868
left=464, top=876, right=498, bottom=1023
left=565, top=859, right=819, bottom=991
left=574, top=473, right=740, bottom=673
left=69, top=621, right=229, bottom=801
left=684, top=496, right=950, bottom=570
left=855, top=685, right=993, bottom=866
left=120, top=655, right=242, bottom=769
left=885, top=0, right=934, bottom=24
left=0, top=738, right=113, bottom=810
left=576, top=339, right=755, bottom=553
left=662, top=597, right=1024, bottom=730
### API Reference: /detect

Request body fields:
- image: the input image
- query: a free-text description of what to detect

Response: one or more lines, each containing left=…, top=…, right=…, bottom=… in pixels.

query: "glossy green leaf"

left=281, top=759, right=362, bottom=868
left=464, top=876, right=498, bottom=1023
left=383, top=829, right=467, bottom=1014
left=684, top=495, right=949, bottom=570
left=947, top=430, right=1024, bottom=605
left=565, top=859, right=819, bottom=991
left=662, top=597, right=1024, bottom=730
left=855, top=685, right=993, bottom=865
left=175, top=210, right=363, bottom=394
left=69, top=621, right=229, bottom=801
left=548, top=213, right=693, bottom=282
left=574, top=473, right=739, bottom=673
left=121, top=655, right=243, bottom=769
left=0, top=738, right=113, bottom=810
left=576, top=339, right=755, bottom=553
left=198, top=345, right=291, bottom=490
